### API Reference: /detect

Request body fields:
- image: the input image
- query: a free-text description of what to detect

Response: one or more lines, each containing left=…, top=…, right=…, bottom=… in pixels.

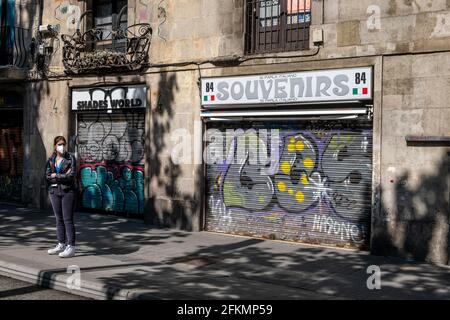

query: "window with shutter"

left=245, top=0, right=311, bottom=54
left=92, top=0, right=127, bottom=51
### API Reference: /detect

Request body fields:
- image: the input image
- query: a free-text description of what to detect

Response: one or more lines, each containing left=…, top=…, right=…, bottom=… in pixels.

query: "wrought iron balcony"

left=0, top=26, right=30, bottom=68
left=61, top=23, right=152, bottom=75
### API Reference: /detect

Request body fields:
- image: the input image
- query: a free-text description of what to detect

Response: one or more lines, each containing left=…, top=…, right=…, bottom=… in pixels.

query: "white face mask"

left=56, top=145, right=65, bottom=154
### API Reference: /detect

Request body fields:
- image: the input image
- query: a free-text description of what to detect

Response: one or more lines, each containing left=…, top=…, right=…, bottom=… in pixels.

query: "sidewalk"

left=0, top=203, right=449, bottom=300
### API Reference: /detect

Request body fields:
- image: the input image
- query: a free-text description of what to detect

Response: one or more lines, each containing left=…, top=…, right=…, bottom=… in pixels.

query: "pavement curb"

left=0, top=258, right=134, bottom=300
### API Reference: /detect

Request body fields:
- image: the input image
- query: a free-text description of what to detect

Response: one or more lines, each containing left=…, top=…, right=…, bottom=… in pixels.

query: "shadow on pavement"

left=0, top=203, right=450, bottom=300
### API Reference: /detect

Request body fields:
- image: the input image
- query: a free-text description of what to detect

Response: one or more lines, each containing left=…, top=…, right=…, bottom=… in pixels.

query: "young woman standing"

left=45, top=136, right=78, bottom=258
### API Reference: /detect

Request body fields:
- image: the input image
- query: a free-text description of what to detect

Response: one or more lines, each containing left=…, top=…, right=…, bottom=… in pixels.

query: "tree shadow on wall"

left=145, top=72, right=203, bottom=231
left=23, top=67, right=54, bottom=210
left=14, top=1, right=52, bottom=210
left=372, top=149, right=450, bottom=265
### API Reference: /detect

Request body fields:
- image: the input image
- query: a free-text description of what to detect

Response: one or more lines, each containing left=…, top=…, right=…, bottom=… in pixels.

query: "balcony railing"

left=0, top=26, right=30, bottom=68
left=61, top=19, right=152, bottom=74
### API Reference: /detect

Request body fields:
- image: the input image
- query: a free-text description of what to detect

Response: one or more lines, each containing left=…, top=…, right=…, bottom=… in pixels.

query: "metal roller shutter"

left=0, top=111, right=23, bottom=202
left=0, top=127, right=23, bottom=202
left=205, top=121, right=373, bottom=249
left=76, top=111, right=145, bottom=215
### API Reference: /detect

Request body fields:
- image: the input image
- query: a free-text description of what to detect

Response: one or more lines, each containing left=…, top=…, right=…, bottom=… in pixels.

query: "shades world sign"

left=201, top=67, right=373, bottom=106
left=72, top=85, right=147, bottom=111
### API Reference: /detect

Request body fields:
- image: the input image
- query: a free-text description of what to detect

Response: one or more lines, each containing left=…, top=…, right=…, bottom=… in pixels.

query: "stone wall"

left=373, top=53, right=450, bottom=265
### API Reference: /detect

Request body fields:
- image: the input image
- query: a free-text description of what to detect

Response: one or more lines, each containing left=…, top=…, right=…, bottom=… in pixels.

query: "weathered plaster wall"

left=145, top=70, right=203, bottom=231
left=23, top=80, right=70, bottom=209
left=373, top=53, right=450, bottom=265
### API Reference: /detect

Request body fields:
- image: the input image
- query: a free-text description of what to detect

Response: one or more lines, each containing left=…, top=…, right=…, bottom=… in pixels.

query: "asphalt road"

left=0, top=275, right=91, bottom=300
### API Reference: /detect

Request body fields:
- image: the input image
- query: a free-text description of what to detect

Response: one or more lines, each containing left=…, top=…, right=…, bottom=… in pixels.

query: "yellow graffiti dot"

left=296, top=141, right=304, bottom=152
left=265, top=214, right=279, bottom=221
left=277, top=182, right=286, bottom=192
left=288, top=189, right=294, bottom=195
left=215, top=177, right=221, bottom=189
left=259, top=196, right=266, bottom=203
left=303, top=157, right=314, bottom=169
left=296, top=191, right=305, bottom=203
left=281, top=161, right=291, bottom=174
left=287, top=144, right=295, bottom=152
left=301, top=175, right=309, bottom=185
left=290, top=138, right=295, bottom=144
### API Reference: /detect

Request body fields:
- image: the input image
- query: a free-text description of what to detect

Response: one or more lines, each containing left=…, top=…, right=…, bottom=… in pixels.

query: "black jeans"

left=49, top=185, right=77, bottom=246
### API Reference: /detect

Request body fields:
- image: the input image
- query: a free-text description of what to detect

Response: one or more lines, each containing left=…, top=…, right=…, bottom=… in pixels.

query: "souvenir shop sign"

left=201, top=67, right=373, bottom=106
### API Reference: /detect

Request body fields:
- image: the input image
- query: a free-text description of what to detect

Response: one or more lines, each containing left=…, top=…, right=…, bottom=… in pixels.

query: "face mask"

left=56, top=145, right=65, bottom=154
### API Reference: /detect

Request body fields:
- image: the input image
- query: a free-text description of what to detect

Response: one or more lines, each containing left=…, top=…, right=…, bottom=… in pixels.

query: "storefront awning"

left=201, top=106, right=371, bottom=121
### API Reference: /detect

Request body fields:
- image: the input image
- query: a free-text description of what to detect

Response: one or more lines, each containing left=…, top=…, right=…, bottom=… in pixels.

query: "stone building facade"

left=0, top=0, right=449, bottom=265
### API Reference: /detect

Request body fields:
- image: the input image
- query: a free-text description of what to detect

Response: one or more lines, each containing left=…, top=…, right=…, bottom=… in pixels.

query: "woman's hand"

left=51, top=173, right=57, bottom=178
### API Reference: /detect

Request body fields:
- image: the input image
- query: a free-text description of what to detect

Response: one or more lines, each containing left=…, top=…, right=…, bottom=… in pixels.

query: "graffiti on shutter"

left=206, top=123, right=373, bottom=248
left=76, top=112, right=145, bottom=214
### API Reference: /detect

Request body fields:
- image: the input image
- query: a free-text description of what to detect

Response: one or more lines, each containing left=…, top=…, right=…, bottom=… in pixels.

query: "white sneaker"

left=48, top=243, right=66, bottom=255
left=59, top=245, right=76, bottom=258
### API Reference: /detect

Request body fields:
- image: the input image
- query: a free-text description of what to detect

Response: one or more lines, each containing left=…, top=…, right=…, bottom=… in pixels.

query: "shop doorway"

left=75, top=110, right=145, bottom=217
left=0, top=109, right=23, bottom=202
left=204, top=120, right=373, bottom=249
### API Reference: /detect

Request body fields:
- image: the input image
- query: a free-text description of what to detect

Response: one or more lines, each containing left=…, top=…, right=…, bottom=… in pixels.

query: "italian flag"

left=353, top=88, right=369, bottom=95
left=204, top=95, right=215, bottom=102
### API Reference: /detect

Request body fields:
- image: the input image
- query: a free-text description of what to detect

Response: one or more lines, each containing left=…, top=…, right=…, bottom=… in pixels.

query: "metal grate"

left=0, top=26, right=30, bottom=68
left=245, top=0, right=311, bottom=54
left=205, top=122, right=373, bottom=249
